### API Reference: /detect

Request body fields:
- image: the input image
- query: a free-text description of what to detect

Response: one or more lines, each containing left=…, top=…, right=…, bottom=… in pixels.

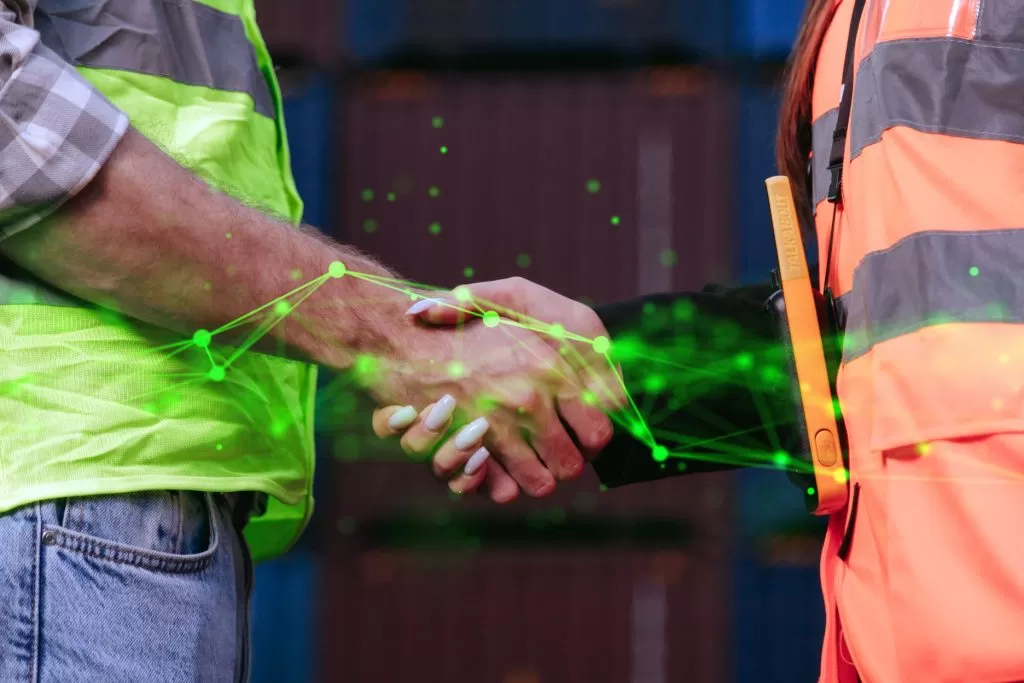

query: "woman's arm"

left=591, top=282, right=801, bottom=487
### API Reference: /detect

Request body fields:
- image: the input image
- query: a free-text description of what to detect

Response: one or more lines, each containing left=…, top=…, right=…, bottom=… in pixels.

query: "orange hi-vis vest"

left=811, top=1, right=1024, bottom=681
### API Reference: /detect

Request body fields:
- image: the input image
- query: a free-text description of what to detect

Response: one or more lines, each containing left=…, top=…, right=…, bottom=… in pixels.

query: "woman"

left=374, top=0, right=1024, bottom=680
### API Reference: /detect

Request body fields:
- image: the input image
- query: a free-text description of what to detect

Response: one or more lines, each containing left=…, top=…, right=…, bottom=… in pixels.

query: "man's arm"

left=591, top=283, right=801, bottom=487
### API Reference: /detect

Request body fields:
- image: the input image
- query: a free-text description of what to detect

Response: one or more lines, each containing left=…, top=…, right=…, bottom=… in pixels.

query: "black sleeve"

left=590, top=282, right=800, bottom=488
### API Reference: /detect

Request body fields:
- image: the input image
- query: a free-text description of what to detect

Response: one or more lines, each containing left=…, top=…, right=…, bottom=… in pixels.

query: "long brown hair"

left=777, top=0, right=839, bottom=223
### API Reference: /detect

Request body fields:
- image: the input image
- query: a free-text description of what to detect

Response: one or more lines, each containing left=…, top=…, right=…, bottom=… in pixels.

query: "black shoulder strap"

left=826, top=0, right=868, bottom=205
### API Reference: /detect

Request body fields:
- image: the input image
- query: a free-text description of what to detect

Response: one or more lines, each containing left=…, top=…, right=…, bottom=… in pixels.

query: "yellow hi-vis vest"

left=0, top=0, right=316, bottom=562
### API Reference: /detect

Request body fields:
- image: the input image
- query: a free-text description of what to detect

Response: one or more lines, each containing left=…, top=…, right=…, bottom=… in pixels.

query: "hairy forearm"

left=0, top=128, right=413, bottom=371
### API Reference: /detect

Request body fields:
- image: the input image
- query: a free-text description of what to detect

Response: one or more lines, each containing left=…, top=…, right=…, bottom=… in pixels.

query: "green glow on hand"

left=453, top=286, right=472, bottom=303
left=483, top=311, right=500, bottom=328
left=592, top=336, right=610, bottom=355
left=274, top=301, right=291, bottom=316
left=549, top=323, right=565, bottom=339
left=328, top=261, right=347, bottom=279
left=290, top=269, right=302, bottom=281
left=449, top=361, right=465, bottom=378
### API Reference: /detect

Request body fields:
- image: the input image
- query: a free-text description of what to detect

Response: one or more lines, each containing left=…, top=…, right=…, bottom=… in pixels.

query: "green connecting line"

left=113, top=258, right=815, bottom=476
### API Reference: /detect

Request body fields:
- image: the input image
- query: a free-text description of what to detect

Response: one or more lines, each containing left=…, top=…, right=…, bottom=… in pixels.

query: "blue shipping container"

left=736, top=0, right=805, bottom=59
left=251, top=552, right=317, bottom=683
left=282, top=73, right=335, bottom=231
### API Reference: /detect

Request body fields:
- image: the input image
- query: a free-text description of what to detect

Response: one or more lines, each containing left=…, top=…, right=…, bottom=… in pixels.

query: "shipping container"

left=318, top=545, right=729, bottom=683
left=251, top=551, right=317, bottom=683
left=735, top=0, right=806, bottom=60
left=254, top=0, right=342, bottom=68
left=281, top=72, right=336, bottom=231
left=346, top=0, right=733, bottom=65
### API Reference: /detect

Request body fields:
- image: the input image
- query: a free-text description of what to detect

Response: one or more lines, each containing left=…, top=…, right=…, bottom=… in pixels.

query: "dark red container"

left=254, top=0, right=342, bottom=67
left=317, top=548, right=728, bottom=683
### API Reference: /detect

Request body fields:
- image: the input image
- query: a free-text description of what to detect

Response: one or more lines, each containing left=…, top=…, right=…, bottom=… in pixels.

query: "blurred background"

left=252, top=1, right=827, bottom=681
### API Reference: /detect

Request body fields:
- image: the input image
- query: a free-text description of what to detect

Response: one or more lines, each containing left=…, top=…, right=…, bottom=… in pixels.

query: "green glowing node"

left=192, top=329, right=212, bottom=349
left=549, top=323, right=566, bottom=339
left=328, top=261, right=347, bottom=279
left=592, top=336, right=611, bottom=355
left=586, top=179, right=601, bottom=194
left=482, top=311, right=500, bottom=328
left=361, top=189, right=374, bottom=202
left=773, top=451, right=789, bottom=468
left=363, top=219, right=377, bottom=233
left=432, top=116, right=444, bottom=129
left=582, top=390, right=597, bottom=405
left=735, top=352, right=753, bottom=370
left=225, top=232, right=233, bottom=240
left=453, top=285, right=472, bottom=303
left=806, top=487, right=816, bottom=496
left=516, top=253, right=532, bottom=269
left=274, top=301, right=291, bottom=316
left=202, top=281, right=213, bottom=291
left=449, top=361, right=465, bottom=378
left=834, top=469, right=849, bottom=484
left=429, top=221, right=442, bottom=235
left=833, top=397, right=843, bottom=418
left=652, top=445, right=669, bottom=462
left=387, top=192, right=396, bottom=202
left=428, top=186, right=440, bottom=198
left=643, top=375, right=666, bottom=393
left=207, top=366, right=226, bottom=382
left=463, top=266, right=475, bottom=278
left=216, top=443, right=223, bottom=451
left=660, top=249, right=678, bottom=268
left=354, top=354, right=377, bottom=378
left=969, top=266, right=980, bottom=277
left=610, top=215, right=621, bottom=225
left=440, top=146, right=448, bottom=155
left=290, top=269, right=302, bottom=280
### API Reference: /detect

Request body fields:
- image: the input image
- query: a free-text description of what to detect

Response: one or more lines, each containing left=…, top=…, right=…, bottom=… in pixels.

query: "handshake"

left=363, top=277, right=626, bottom=503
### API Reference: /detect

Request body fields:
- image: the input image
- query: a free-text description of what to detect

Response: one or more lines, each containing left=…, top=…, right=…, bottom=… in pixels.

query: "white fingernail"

left=454, top=417, right=490, bottom=450
left=464, top=447, right=490, bottom=475
left=423, top=394, right=456, bottom=431
left=405, top=298, right=444, bottom=315
left=387, top=405, right=417, bottom=430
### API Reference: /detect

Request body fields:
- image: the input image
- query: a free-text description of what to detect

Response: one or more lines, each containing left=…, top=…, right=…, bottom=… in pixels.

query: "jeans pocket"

left=43, top=491, right=218, bottom=574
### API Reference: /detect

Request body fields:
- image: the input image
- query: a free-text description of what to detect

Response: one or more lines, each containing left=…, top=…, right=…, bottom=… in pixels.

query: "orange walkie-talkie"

left=764, top=176, right=849, bottom=515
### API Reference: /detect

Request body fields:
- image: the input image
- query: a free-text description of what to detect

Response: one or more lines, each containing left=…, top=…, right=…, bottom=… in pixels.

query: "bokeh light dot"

left=429, top=221, right=442, bottom=235
left=449, top=362, right=465, bottom=378
left=274, top=301, right=291, bottom=316
left=969, top=266, right=980, bottom=277
left=516, top=253, right=532, bottom=269
left=440, top=145, right=448, bottom=155
left=363, top=219, right=378, bottom=233
left=652, top=445, right=669, bottom=462
left=432, top=116, right=444, bottom=129
left=586, top=179, right=601, bottom=194
left=610, top=215, right=621, bottom=225
left=428, top=186, right=440, bottom=198
left=463, top=266, right=475, bottom=279
left=361, top=189, right=374, bottom=202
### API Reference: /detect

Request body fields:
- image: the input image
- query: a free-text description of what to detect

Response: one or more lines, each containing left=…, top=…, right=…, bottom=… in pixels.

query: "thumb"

left=408, top=283, right=522, bottom=326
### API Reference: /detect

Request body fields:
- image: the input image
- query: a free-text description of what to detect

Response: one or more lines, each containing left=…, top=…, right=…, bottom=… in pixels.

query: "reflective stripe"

left=34, top=0, right=273, bottom=117
left=838, top=229, right=1024, bottom=360
left=811, top=107, right=839, bottom=209
left=849, top=37, right=1024, bottom=162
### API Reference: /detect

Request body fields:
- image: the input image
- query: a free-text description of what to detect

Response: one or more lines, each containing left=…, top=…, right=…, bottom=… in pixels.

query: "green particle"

left=328, top=261, right=347, bottom=279
left=643, top=374, right=666, bottom=393
left=806, top=487, right=816, bottom=496
left=586, top=179, right=601, bottom=194
left=652, top=445, right=669, bottom=462
left=192, top=329, right=212, bottom=349
left=290, top=269, right=302, bottom=281
left=463, top=266, right=475, bottom=279
left=610, top=216, right=621, bottom=226
left=482, top=311, right=500, bottom=328
left=432, top=116, right=444, bottom=129
left=773, top=451, right=789, bottom=468
left=429, top=221, right=442, bottom=235
left=448, top=361, right=465, bottom=378
left=440, top=146, right=448, bottom=155
left=387, top=192, right=396, bottom=202
left=270, top=420, right=287, bottom=438
left=677, top=462, right=687, bottom=472
left=453, top=286, right=472, bottom=302
left=216, top=443, right=224, bottom=451
left=592, top=336, right=611, bottom=355
left=660, top=249, right=678, bottom=268
left=735, top=353, right=754, bottom=370
left=549, top=323, right=566, bottom=339
left=363, top=219, right=378, bottom=233
left=224, top=232, right=232, bottom=240
left=361, top=189, right=374, bottom=202
left=969, top=266, right=980, bottom=277
left=428, top=186, right=440, bottom=198
left=516, top=253, right=532, bottom=269
left=833, top=397, right=843, bottom=418
left=207, top=366, right=226, bottom=383
left=582, top=390, right=597, bottom=406
left=274, top=301, right=291, bottom=316
left=354, top=354, right=377, bottom=378
left=642, top=302, right=656, bottom=316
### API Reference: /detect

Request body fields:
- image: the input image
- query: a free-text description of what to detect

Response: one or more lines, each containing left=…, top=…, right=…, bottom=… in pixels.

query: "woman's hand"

left=372, top=398, right=507, bottom=500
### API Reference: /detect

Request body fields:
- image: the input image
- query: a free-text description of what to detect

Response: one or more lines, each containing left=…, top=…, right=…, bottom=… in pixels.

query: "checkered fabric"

left=0, top=0, right=128, bottom=239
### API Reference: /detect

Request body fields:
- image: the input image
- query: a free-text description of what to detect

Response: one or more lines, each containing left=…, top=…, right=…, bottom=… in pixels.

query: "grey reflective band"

left=975, top=0, right=1024, bottom=43
left=849, top=37, right=1024, bottom=162
left=35, top=0, right=273, bottom=118
left=811, top=108, right=839, bottom=208
left=837, top=229, right=1024, bottom=361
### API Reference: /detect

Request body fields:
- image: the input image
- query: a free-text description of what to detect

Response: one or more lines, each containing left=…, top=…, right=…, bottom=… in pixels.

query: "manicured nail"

left=463, top=447, right=491, bottom=476
left=454, top=417, right=490, bottom=450
left=387, top=405, right=417, bottom=431
left=405, top=298, right=444, bottom=316
left=423, top=394, right=456, bottom=431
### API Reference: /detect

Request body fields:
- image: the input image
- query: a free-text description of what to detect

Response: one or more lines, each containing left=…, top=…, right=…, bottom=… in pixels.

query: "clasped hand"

left=368, top=277, right=623, bottom=502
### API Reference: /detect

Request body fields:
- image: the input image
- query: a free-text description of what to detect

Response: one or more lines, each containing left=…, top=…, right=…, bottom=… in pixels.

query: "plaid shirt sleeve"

left=0, top=0, right=128, bottom=240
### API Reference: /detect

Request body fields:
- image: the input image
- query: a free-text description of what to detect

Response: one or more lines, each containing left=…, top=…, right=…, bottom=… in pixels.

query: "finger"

left=527, top=393, right=587, bottom=481
left=411, top=282, right=526, bottom=327
left=483, top=459, right=520, bottom=504
left=487, top=422, right=556, bottom=498
left=372, top=405, right=418, bottom=438
left=432, top=417, right=491, bottom=479
left=400, top=394, right=456, bottom=458
left=447, top=447, right=491, bottom=496
left=556, top=396, right=614, bottom=459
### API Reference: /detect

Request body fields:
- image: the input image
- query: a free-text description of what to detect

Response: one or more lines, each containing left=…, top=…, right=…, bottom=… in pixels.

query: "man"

left=0, top=1, right=614, bottom=680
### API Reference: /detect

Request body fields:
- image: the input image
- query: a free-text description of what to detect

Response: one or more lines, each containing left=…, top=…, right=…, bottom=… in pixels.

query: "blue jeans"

left=0, top=491, right=254, bottom=682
